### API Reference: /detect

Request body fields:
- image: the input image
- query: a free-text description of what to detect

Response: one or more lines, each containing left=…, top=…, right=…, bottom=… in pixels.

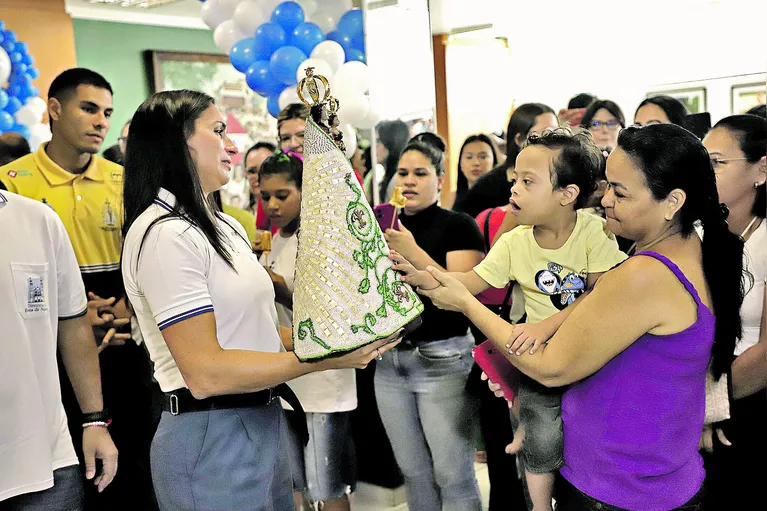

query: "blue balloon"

left=337, top=9, right=364, bottom=38
left=230, top=38, right=257, bottom=73
left=290, top=22, right=325, bottom=56
left=5, top=97, right=21, bottom=115
left=351, top=32, right=365, bottom=52
left=0, top=21, right=5, bottom=32
left=22, top=53, right=34, bottom=66
left=245, top=60, right=283, bottom=97
left=327, top=30, right=353, bottom=54
left=11, top=124, right=30, bottom=140
left=0, top=90, right=8, bottom=110
left=9, top=52, right=22, bottom=64
left=269, top=45, right=307, bottom=85
left=14, top=63, right=27, bottom=75
left=253, top=22, right=286, bottom=60
left=28, top=85, right=39, bottom=98
left=345, top=49, right=366, bottom=64
left=14, top=42, right=28, bottom=54
left=267, top=93, right=282, bottom=118
left=3, top=30, right=16, bottom=44
left=0, top=111, right=14, bottom=131
left=27, top=67, right=39, bottom=79
left=1, top=40, right=14, bottom=52
left=271, top=2, right=305, bottom=34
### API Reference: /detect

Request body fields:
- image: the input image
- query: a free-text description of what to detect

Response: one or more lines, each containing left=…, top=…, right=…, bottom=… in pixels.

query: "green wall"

left=72, top=19, right=222, bottom=150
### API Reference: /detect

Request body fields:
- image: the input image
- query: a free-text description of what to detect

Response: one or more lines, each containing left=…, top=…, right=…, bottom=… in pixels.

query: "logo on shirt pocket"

left=11, top=262, right=50, bottom=319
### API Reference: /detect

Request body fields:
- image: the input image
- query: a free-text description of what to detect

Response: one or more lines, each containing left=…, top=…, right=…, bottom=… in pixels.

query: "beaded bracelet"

left=82, top=420, right=112, bottom=428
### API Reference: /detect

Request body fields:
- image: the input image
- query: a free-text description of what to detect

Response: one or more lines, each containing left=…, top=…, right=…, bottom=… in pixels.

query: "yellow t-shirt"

left=222, top=204, right=257, bottom=244
left=474, top=210, right=627, bottom=324
left=0, top=144, right=123, bottom=280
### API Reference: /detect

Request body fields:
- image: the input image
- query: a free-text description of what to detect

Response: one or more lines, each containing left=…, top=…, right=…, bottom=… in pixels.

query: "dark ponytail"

left=618, top=125, right=746, bottom=379
left=401, top=132, right=447, bottom=175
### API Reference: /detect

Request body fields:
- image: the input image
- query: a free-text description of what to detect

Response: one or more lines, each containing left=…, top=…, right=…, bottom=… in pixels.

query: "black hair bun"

left=409, top=132, right=446, bottom=153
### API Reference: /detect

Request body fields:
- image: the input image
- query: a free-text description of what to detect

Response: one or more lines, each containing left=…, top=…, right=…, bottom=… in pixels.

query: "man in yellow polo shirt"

left=0, top=68, right=158, bottom=511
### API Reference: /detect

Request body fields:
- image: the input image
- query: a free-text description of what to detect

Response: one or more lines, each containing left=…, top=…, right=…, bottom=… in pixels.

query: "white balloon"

left=336, top=90, right=369, bottom=125
left=309, top=8, right=337, bottom=33
left=15, top=104, right=43, bottom=127
left=28, top=123, right=52, bottom=152
left=260, top=0, right=283, bottom=15
left=233, top=0, right=266, bottom=36
left=201, top=0, right=233, bottom=30
left=296, top=58, right=334, bottom=84
left=332, top=61, right=369, bottom=94
left=278, top=87, right=301, bottom=110
left=26, top=96, right=48, bottom=116
left=339, top=123, right=357, bottom=158
left=324, top=0, right=353, bottom=21
left=214, top=20, right=247, bottom=54
left=296, top=0, right=318, bottom=18
left=356, top=98, right=381, bottom=129
left=0, top=48, right=10, bottom=86
left=310, top=41, right=345, bottom=73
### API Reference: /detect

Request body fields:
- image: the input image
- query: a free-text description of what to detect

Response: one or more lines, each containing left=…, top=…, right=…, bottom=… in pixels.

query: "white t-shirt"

left=737, top=219, right=766, bottom=356
left=122, top=188, right=282, bottom=393
left=261, top=230, right=357, bottom=413
left=0, top=191, right=83, bottom=502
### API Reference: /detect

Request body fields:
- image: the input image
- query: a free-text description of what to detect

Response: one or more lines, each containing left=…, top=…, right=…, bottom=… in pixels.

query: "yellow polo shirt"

left=0, top=144, right=123, bottom=295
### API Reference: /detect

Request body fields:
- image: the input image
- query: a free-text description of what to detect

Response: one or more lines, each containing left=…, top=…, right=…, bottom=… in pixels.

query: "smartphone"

left=374, top=204, right=399, bottom=232
left=472, top=340, right=520, bottom=401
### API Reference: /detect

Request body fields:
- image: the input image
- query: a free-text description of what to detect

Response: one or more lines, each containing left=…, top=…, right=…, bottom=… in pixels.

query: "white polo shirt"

left=122, top=188, right=282, bottom=393
left=0, top=191, right=84, bottom=502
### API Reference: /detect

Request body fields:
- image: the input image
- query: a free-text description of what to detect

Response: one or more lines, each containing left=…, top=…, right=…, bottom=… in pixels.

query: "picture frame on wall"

left=731, top=82, right=766, bottom=114
left=144, top=50, right=277, bottom=208
left=647, top=86, right=707, bottom=114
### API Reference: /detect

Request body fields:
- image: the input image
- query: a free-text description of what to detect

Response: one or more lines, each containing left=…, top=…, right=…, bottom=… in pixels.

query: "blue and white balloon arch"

left=200, top=0, right=380, bottom=154
left=0, top=21, right=51, bottom=150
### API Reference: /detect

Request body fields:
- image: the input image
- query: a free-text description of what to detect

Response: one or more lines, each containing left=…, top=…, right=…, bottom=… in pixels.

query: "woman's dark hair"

left=277, top=103, right=309, bottom=129
left=525, top=128, right=603, bottom=209
left=243, top=141, right=277, bottom=169
left=568, top=93, right=597, bottom=109
left=258, top=150, right=304, bottom=190
left=617, top=124, right=746, bottom=379
left=122, top=90, right=241, bottom=270
left=634, top=95, right=689, bottom=126
left=581, top=100, right=626, bottom=130
left=745, top=104, right=766, bottom=119
left=400, top=132, right=447, bottom=176
left=506, top=103, right=557, bottom=166
left=377, top=120, right=411, bottom=200
left=455, top=134, right=499, bottom=194
left=712, top=114, right=766, bottom=218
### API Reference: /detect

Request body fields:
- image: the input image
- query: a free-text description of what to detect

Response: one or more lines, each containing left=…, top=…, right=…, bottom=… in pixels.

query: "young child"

left=393, top=128, right=626, bottom=511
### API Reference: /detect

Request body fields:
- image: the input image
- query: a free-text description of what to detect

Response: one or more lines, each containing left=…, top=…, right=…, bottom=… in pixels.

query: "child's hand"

left=506, top=323, right=552, bottom=356
left=389, top=250, right=439, bottom=290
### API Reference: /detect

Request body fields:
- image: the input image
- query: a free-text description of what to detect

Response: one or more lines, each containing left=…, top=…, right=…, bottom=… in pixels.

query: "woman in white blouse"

left=701, top=114, right=766, bottom=508
left=121, top=90, right=399, bottom=511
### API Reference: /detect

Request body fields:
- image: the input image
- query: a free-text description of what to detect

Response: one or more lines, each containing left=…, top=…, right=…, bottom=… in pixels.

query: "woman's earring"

left=756, top=182, right=761, bottom=189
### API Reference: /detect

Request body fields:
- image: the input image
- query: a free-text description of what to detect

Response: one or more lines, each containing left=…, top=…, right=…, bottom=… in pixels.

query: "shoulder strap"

left=634, top=251, right=703, bottom=306
left=482, top=208, right=495, bottom=252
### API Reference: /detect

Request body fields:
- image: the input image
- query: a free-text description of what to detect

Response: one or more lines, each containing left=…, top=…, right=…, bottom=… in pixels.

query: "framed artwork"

left=647, top=86, right=707, bottom=114
left=144, top=50, right=277, bottom=207
left=731, top=82, right=766, bottom=114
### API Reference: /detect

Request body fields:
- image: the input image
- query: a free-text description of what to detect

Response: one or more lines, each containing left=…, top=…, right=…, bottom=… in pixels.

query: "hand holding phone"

left=374, top=204, right=399, bottom=232
left=472, top=340, right=519, bottom=401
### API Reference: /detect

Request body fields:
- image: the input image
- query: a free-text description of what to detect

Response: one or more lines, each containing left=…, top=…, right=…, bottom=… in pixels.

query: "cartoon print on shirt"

left=535, top=269, right=561, bottom=295
left=535, top=263, right=588, bottom=310
left=559, top=272, right=586, bottom=307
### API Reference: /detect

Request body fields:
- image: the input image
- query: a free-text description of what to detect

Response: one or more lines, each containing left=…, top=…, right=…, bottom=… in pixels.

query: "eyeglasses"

left=711, top=157, right=749, bottom=170
left=588, top=120, right=621, bottom=130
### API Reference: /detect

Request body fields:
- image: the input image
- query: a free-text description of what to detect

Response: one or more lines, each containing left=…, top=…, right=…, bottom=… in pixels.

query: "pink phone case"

left=472, top=340, right=519, bottom=401
left=374, top=204, right=399, bottom=231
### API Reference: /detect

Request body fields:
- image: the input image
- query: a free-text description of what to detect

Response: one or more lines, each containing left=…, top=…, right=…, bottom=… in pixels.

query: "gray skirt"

left=150, top=400, right=293, bottom=511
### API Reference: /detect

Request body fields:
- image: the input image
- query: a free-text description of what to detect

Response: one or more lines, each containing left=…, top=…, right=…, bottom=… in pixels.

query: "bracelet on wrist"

left=82, top=420, right=112, bottom=428
left=81, top=409, right=109, bottom=424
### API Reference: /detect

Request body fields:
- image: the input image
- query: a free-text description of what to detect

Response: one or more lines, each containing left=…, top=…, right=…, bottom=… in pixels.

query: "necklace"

left=741, top=216, right=758, bottom=239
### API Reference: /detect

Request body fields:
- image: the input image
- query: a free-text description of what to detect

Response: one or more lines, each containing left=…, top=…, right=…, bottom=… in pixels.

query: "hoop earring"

left=756, top=182, right=761, bottom=189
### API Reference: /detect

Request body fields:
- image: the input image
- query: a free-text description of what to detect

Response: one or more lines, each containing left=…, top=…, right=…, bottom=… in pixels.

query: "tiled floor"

left=350, top=463, right=491, bottom=511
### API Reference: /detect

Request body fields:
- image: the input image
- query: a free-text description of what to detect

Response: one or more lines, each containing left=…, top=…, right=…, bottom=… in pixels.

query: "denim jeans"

left=0, top=465, right=83, bottom=511
left=374, top=333, right=481, bottom=511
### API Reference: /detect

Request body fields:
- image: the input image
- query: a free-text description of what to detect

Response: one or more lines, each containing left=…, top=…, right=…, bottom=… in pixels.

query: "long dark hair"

left=455, top=134, right=499, bottom=195
left=635, top=95, right=689, bottom=126
left=506, top=103, right=556, bottom=167
left=377, top=120, right=412, bottom=201
left=122, top=90, right=239, bottom=269
left=618, top=124, right=746, bottom=379
left=711, top=114, right=766, bottom=218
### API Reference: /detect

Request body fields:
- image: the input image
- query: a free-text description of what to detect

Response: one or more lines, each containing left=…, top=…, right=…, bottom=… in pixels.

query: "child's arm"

left=390, top=251, right=491, bottom=296
left=507, top=271, right=607, bottom=355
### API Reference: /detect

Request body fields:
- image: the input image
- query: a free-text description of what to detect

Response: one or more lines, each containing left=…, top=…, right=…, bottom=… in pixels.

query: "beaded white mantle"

left=292, top=119, right=424, bottom=360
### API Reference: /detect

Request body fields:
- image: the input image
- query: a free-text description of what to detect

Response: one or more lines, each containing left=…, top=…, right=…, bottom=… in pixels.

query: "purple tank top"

left=560, top=251, right=713, bottom=510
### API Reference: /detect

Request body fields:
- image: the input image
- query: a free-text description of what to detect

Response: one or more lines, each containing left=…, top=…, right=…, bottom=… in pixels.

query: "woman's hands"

left=384, top=223, right=420, bottom=261
left=699, top=425, right=732, bottom=453
left=417, top=267, right=474, bottom=313
left=321, top=330, right=404, bottom=370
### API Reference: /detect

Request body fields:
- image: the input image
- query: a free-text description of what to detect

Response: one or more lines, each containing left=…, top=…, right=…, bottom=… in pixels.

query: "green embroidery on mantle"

left=297, top=319, right=331, bottom=350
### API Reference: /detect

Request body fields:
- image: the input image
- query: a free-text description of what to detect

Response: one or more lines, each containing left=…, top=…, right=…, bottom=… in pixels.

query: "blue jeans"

left=0, top=465, right=83, bottom=511
left=374, top=333, right=481, bottom=511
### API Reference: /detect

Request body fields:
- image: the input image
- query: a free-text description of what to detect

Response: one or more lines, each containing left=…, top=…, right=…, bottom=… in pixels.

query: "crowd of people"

left=0, top=65, right=765, bottom=511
